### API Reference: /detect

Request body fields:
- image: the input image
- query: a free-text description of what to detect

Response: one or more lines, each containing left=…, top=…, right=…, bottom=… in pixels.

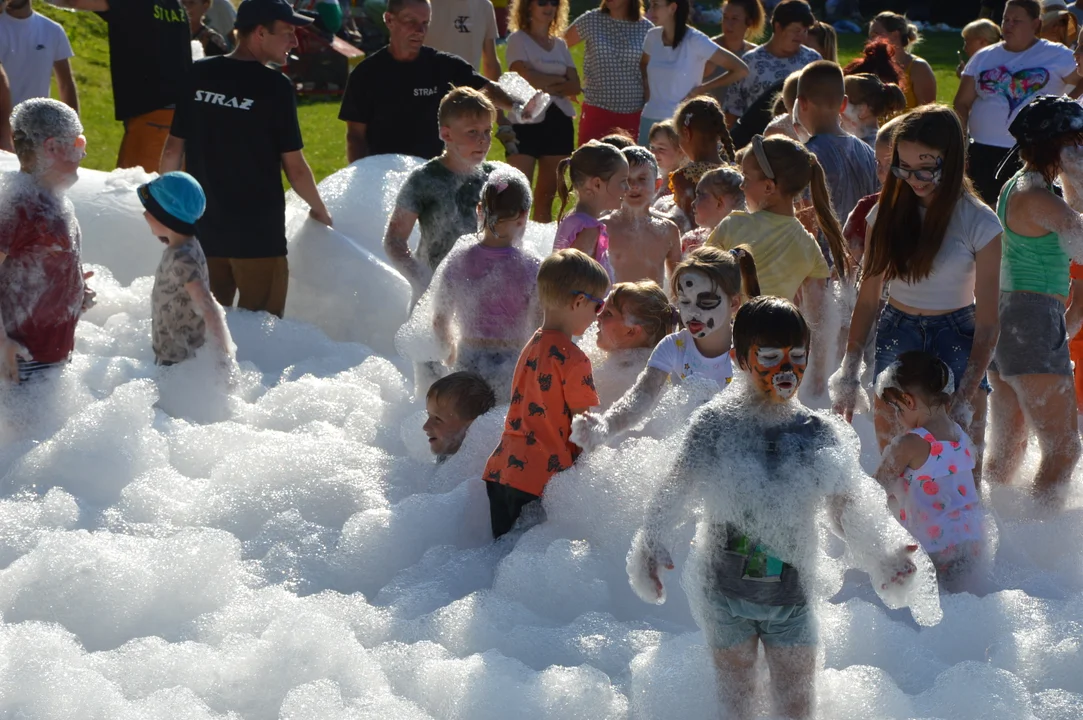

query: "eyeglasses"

left=890, top=157, right=943, bottom=184
left=572, top=290, right=605, bottom=313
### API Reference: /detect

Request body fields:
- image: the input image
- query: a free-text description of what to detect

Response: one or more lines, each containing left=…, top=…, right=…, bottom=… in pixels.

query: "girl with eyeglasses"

left=504, top=0, right=580, bottom=223
left=834, top=106, right=1003, bottom=469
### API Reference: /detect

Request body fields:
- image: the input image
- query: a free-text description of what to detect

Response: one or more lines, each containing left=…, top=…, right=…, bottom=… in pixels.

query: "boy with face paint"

left=602, top=147, right=682, bottom=286
left=572, top=245, right=759, bottom=451
left=627, top=296, right=935, bottom=720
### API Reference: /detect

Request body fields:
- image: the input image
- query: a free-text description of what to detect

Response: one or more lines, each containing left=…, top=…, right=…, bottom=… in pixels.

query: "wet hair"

left=1021, top=128, right=1083, bottom=184
left=797, top=60, right=845, bottom=107
left=606, top=280, right=676, bottom=346
left=873, top=11, right=921, bottom=48
left=1005, top=0, right=1041, bottom=21
left=479, top=166, right=532, bottom=234
left=733, top=295, right=810, bottom=366
left=509, top=0, right=568, bottom=36
left=962, top=19, right=1002, bottom=45
left=697, top=165, right=745, bottom=208
left=770, top=0, right=815, bottom=30
left=600, top=130, right=636, bottom=149
left=427, top=371, right=496, bottom=420
left=748, top=135, right=854, bottom=280
left=808, top=21, right=838, bottom=62
left=556, top=141, right=629, bottom=220
left=876, top=350, right=953, bottom=408
left=771, top=70, right=802, bottom=115
left=843, top=39, right=903, bottom=88
left=623, top=145, right=658, bottom=175
left=10, top=98, right=83, bottom=165
left=671, top=244, right=760, bottom=303
left=723, top=0, right=765, bottom=41
left=438, top=86, right=496, bottom=126
left=845, top=73, right=907, bottom=118
left=673, top=96, right=736, bottom=163
left=866, top=105, right=971, bottom=284
left=537, top=248, right=609, bottom=308
left=648, top=120, right=680, bottom=146
left=599, top=0, right=643, bottom=21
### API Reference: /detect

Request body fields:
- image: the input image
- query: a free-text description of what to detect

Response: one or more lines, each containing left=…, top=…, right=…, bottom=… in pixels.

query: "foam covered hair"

left=10, top=98, right=83, bottom=152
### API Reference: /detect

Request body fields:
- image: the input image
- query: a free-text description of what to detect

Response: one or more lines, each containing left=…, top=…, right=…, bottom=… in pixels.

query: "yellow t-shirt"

left=707, top=210, right=830, bottom=301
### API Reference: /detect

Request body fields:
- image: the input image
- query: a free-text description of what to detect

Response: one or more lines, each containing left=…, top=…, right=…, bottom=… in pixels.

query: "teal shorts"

left=699, top=591, right=816, bottom=649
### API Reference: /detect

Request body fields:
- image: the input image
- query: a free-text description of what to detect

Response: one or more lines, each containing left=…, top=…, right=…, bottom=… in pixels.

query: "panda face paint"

left=748, top=344, right=807, bottom=402
left=676, top=269, right=729, bottom=339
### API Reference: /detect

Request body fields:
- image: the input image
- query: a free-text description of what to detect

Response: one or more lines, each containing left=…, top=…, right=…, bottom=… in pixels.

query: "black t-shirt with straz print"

left=171, top=57, right=304, bottom=258
left=338, top=46, right=488, bottom=160
left=98, top=0, right=192, bottom=120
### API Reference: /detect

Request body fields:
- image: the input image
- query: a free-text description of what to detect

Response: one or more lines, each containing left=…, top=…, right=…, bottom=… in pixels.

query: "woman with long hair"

left=834, top=106, right=1003, bottom=464
left=868, top=11, right=936, bottom=108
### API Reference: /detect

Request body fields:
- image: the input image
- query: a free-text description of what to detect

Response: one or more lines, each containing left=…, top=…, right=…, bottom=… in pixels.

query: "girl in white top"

left=571, top=245, right=759, bottom=450
left=833, top=105, right=1003, bottom=459
left=636, top=0, right=748, bottom=144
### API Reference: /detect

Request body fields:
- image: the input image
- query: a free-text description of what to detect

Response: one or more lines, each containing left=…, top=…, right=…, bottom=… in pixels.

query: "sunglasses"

left=890, top=156, right=943, bottom=184
left=572, top=290, right=605, bottom=313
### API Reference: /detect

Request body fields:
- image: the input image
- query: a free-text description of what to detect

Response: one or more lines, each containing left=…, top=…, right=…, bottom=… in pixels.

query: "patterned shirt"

left=151, top=238, right=210, bottom=364
left=724, top=44, right=820, bottom=118
left=568, top=9, right=653, bottom=114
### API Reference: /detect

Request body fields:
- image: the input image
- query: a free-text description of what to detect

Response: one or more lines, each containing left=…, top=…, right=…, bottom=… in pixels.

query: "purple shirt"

left=438, top=241, right=541, bottom=340
left=553, top=212, right=614, bottom=280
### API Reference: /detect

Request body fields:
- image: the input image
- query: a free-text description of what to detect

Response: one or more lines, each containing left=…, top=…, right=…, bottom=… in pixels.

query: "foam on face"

left=1, top=153, right=1081, bottom=718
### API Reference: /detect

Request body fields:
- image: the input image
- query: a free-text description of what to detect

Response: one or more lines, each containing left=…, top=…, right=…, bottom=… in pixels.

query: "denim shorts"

left=990, top=292, right=1072, bottom=377
left=697, top=590, right=816, bottom=649
left=873, top=303, right=991, bottom=392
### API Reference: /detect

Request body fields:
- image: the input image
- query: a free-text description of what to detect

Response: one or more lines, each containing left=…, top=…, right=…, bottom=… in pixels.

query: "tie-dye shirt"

left=962, top=39, right=1077, bottom=148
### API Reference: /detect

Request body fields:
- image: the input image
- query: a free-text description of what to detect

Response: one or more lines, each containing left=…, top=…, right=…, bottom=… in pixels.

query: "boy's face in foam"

left=675, top=269, right=736, bottom=340
left=623, top=162, right=658, bottom=210
left=440, top=114, right=493, bottom=166
left=423, top=395, right=473, bottom=457
left=745, top=344, right=807, bottom=402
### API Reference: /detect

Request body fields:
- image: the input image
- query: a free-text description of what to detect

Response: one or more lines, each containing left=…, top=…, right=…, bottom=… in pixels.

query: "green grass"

left=37, top=2, right=965, bottom=181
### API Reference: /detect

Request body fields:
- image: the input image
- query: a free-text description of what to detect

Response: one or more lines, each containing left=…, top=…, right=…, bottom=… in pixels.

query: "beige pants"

left=207, top=256, right=289, bottom=318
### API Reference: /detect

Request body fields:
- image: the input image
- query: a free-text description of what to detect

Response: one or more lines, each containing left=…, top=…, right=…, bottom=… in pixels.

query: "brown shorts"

left=207, top=256, right=289, bottom=318
left=117, top=108, right=174, bottom=173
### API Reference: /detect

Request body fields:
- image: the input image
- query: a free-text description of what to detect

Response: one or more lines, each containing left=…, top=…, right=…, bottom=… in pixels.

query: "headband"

left=751, top=135, right=775, bottom=180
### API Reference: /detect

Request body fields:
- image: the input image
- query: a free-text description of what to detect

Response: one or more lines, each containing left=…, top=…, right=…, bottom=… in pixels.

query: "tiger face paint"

left=748, top=344, right=807, bottom=402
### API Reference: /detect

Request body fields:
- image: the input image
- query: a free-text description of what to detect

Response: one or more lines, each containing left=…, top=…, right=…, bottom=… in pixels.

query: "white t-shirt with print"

left=963, top=39, right=1078, bottom=148
left=647, top=329, right=734, bottom=386
left=724, top=43, right=820, bottom=118
left=425, top=0, right=498, bottom=71
left=0, top=12, right=73, bottom=106
left=641, top=26, right=719, bottom=119
left=505, top=31, right=577, bottom=118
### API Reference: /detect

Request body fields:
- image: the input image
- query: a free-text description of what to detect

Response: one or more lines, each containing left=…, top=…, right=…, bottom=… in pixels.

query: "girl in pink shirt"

left=553, top=141, right=629, bottom=281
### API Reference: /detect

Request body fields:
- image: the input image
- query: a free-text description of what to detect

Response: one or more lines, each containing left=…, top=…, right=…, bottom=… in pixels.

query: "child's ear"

left=839, top=96, right=849, bottom=114
left=438, top=125, right=453, bottom=144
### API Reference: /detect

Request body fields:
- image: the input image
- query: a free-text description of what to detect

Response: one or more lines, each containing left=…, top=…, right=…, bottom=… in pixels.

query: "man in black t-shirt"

left=53, top=0, right=192, bottom=173
left=338, top=0, right=529, bottom=161
left=160, top=0, right=333, bottom=319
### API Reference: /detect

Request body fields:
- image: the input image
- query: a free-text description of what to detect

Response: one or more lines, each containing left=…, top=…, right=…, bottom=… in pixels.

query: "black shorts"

left=486, top=481, right=541, bottom=538
left=511, top=108, right=574, bottom=159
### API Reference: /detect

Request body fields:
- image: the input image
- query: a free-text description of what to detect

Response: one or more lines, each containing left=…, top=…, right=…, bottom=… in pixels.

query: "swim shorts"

left=991, top=291, right=1072, bottom=377
left=696, top=590, right=815, bottom=650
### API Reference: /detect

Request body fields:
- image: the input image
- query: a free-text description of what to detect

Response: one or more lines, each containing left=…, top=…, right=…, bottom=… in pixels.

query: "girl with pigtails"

left=571, top=245, right=758, bottom=450
left=707, top=134, right=855, bottom=396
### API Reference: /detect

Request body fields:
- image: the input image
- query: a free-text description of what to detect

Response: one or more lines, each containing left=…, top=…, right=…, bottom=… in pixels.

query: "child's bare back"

left=604, top=209, right=682, bottom=286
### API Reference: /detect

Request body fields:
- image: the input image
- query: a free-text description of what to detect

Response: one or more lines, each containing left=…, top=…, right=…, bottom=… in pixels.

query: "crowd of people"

left=4, top=0, right=1083, bottom=716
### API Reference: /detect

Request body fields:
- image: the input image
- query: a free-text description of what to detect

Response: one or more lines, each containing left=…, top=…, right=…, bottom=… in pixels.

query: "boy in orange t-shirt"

left=483, top=249, right=610, bottom=538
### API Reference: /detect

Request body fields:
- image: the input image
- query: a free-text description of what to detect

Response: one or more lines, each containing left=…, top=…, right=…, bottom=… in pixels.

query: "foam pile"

left=0, top=154, right=1081, bottom=718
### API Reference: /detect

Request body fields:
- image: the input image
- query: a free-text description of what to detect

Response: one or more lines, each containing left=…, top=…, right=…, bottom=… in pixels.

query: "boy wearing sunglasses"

left=481, top=248, right=608, bottom=538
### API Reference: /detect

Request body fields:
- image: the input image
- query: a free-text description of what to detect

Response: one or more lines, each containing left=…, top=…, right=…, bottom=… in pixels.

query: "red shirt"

left=0, top=184, right=84, bottom=364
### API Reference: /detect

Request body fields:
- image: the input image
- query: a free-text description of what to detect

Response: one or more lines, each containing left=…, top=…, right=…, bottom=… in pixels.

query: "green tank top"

left=997, top=171, right=1070, bottom=296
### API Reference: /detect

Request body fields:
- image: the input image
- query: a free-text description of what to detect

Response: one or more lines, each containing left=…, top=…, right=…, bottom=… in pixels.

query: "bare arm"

left=1066, top=70, right=1083, bottom=100
left=481, top=81, right=517, bottom=111
left=910, top=58, right=937, bottom=106
left=50, top=0, right=110, bottom=9
left=0, top=64, right=11, bottom=152
left=1069, top=279, right=1083, bottom=338
left=550, top=66, right=582, bottom=98
left=563, top=25, right=582, bottom=48
left=159, top=134, right=185, bottom=174
left=383, top=206, right=425, bottom=291
left=480, top=38, right=502, bottom=82
left=799, top=276, right=830, bottom=397
left=686, top=47, right=748, bottom=99
left=570, top=366, right=669, bottom=450
left=53, top=59, right=79, bottom=114
left=282, top=150, right=332, bottom=226
left=953, top=75, right=977, bottom=136
left=832, top=226, right=886, bottom=420
left=639, top=52, right=650, bottom=104
left=874, top=434, right=925, bottom=490
left=185, top=279, right=232, bottom=360
left=0, top=252, right=26, bottom=383
left=345, top=121, right=369, bottom=163
left=664, top=222, right=681, bottom=281
left=957, top=236, right=1001, bottom=410
left=568, top=225, right=601, bottom=256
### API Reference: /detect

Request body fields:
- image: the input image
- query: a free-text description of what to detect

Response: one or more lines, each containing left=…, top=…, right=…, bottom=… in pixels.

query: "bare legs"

left=712, top=639, right=815, bottom=719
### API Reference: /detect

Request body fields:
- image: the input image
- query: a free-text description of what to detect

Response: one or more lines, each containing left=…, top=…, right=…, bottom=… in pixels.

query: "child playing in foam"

left=139, top=172, right=233, bottom=370
left=602, top=147, right=681, bottom=285
left=0, top=98, right=92, bottom=384
left=553, top=141, right=629, bottom=281
left=874, top=351, right=985, bottom=591
left=572, top=245, right=757, bottom=450
left=423, top=371, right=497, bottom=463
left=592, top=280, right=676, bottom=408
left=681, top=165, right=744, bottom=255
left=628, top=296, right=935, bottom=720
left=431, top=167, right=542, bottom=399
left=383, top=87, right=499, bottom=298
left=482, top=249, right=608, bottom=538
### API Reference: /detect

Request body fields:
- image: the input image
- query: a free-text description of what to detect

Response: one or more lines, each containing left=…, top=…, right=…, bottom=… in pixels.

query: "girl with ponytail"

left=571, top=245, right=759, bottom=450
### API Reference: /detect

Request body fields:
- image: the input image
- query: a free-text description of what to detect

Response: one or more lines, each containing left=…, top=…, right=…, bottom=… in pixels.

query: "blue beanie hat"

left=137, top=172, right=206, bottom=236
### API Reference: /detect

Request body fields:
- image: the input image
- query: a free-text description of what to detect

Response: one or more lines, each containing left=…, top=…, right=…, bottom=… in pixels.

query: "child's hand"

left=829, top=353, right=866, bottom=422
left=0, top=335, right=30, bottom=384
left=570, top=412, right=608, bottom=451
left=627, top=530, right=674, bottom=604
left=879, top=544, right=918, bottom=592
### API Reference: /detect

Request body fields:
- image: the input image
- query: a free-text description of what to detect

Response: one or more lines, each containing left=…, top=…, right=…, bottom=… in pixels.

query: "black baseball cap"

left=235, top=0, right=314, bottom=30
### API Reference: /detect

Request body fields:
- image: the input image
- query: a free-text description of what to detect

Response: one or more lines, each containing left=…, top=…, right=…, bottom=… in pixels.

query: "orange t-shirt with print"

left=482, top=329, right=599, bottom=497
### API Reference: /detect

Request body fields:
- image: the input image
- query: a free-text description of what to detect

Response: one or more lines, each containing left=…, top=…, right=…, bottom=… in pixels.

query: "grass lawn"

left=38, top=2, right=966, bottom=182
